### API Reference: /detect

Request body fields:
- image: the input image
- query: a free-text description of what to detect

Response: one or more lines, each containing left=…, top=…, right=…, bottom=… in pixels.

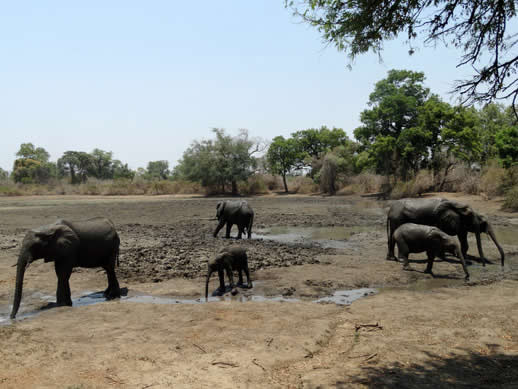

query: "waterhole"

left=254, top=225, right=380, bottom=249
left=0, top=286, right=378, bottom=325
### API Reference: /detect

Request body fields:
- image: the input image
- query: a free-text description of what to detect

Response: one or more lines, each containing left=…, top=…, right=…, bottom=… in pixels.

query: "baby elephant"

left=392, top=223, right=470, bottom=280
left=205, top=246, right=253, bottom=300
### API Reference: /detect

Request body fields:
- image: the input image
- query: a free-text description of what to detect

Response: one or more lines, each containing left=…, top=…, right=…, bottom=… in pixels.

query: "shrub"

left=503, top=186, right=518, bottom=211
left=479, top=164, right=506, bottom=198
left=238, top=175, right=269, bottom=195
left=289, top=176, right=318, bottom=194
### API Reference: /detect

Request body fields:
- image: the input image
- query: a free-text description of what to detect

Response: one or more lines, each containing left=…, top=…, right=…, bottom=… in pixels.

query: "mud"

left=0, top=193, right=517, bottom=388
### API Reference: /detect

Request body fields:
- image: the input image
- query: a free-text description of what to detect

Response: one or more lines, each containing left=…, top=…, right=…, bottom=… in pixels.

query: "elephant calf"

left=205, top=246, right=252, bottom=300
left=392, top=223, right=470, bottom=280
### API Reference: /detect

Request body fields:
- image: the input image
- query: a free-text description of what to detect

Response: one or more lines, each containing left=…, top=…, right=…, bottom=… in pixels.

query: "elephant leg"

left=217, top=269, right=226, bottom=295
left=213, top=220, right=226, bottom=238
left=459, top=255, right=470, bottom=280
left=458, top=231, right=469, bottom=259
left=387, top=226, right=397, bottom=260
left=425, top=250, right=435, bottom=274
left=103, top=264, right=121, bottom=300
left=236, top=268, right=244, bottom=286
left=225, top=223, right=232, bottom=239
left=236, top=225, right=243, bottom=240
left=225, top=264, right=235, bottom=288
left=54, top=261, right=73, bottom=306
left=396, top=240, right=410, bottom=269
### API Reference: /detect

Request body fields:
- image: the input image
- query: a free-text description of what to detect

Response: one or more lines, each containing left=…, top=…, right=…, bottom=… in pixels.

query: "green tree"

left=266, top=136, right=305, bottom=192
left=112, top=160, right=135, bottom=180
left=0, top=167, right=8, bottom=183
left=16, top=142, right=50, bottom=163
left=495, top=126, right=518, bottom=168
left=12, top=143, right=53, bottom=184
left=288, top=0, right=518, bottom=113
left=146, top=160, right=170, bottom=180
left=89, top=149, right=114, bottom=179
left=354, top=69, right=430, bottom=179
left=175, top=129, right=260, bottom=194
left=57, top=151, right=93, bottom=184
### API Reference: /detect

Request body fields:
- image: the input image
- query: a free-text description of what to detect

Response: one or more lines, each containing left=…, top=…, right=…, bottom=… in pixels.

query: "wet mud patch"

left=118, top=221, right=332, bottom=283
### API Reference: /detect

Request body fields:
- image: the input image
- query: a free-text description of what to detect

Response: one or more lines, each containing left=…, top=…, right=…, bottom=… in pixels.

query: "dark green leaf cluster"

left=174, top=129, right=259, bottom=194
left=288, top=0, right=518, bottom=113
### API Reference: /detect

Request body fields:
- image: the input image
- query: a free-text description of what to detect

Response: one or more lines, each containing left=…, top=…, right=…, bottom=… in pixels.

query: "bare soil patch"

left=0, top=193, right=517, bottom=388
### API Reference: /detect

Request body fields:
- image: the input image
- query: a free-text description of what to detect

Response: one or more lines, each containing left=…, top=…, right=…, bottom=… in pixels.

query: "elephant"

left=10, top=217, right=121, bottom=319
left=392, top=223, right=470, bottom=280
left=205, top=246, right=252, bottom=300
left=213, top=200, right=254, bottom=239
left=386, top=198, right=505, bottom=266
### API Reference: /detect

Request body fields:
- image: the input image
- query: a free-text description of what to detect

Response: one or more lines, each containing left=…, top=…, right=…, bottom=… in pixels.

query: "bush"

left=238, top=175, right=269, bottom=195
left=288, top=176, right=318, bottom=194
left=479, top=164, right=506, bottom=198
left=503, top=186, right=518, bottom=211
left=337, top=172, right=385, bottom=195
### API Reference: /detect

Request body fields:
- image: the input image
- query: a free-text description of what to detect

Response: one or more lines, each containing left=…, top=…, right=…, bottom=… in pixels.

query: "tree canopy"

left=175, top=129, right=260, bottom=194
left=287, top=0, right=518, bottom=114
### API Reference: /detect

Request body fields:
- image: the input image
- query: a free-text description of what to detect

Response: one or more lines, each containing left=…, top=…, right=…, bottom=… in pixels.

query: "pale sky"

left=1, top=1, right=481, bottom=171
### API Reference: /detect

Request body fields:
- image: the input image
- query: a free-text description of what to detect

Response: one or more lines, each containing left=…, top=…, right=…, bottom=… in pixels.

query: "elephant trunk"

left=205, top=270, right=213, bottom=301
left=487, top=225, right=505, bottom=266
left=10, top=249, right=32, bottom=319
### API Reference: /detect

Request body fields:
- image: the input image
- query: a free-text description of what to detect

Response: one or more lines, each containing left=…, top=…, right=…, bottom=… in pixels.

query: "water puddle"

left=313, top=288, right=377, bottom=305
left=0, top=286, right=378, bottom=325
left=254, top=226, right=379, bottom=249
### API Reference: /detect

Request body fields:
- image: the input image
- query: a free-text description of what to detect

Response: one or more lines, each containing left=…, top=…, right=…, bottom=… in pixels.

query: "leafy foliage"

left=12, top=143, right=54, bottom=184
left=175, top=129, right=259, bottom=194
left=288, top=0, right=518, bottom=114
left=266, top=136, right=305, bottom=192
left=57, top=151, right=93, bottom=184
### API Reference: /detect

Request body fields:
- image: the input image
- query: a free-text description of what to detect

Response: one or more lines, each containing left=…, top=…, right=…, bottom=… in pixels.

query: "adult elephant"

left=386, top=198, right=505, bottom=266
left=213, top=200, right=254, bottom=239
left=10, top=217, right=121, bottom=319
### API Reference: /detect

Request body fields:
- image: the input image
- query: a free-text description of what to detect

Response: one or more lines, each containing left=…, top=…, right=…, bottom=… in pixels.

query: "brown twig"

left=355, top=322, right=383, bottom=331
left=193, top=343, right=207, bottom=354
left=105, top=375, right=125, bottom=385
left=252, top=358, right=266, bottom=371
left=266, top=337, right=273, bottom=347
left=211, top=361, right=239, bottom=368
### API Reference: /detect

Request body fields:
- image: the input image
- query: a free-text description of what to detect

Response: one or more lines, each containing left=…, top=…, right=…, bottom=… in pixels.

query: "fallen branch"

left=266, top=337, right=273, bottom=347
left=355, top=322, right=383, bottom=332
left=252, top=358, right=266, bottom=371
left=211, top=361, right=239, bottom=368
left=193, top=343, right=207, bottom=354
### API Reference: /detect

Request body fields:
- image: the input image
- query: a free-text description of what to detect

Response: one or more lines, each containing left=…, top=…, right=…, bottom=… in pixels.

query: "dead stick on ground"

left=252, top=358, right=266, bottom=371
left=355, top=322, right=383, bottom=331
left=266, top=337, right=273, bottom=347
left=193, top=343, right=207, bottom=353
left=212, top=361, right=239, bottom=368
left=363, top=353, right=378, bottom=362
left=105, top=376, right=125, bottom=385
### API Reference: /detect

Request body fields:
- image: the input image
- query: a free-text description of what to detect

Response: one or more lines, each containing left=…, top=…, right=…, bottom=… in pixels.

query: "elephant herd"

left=9, top=197, right=505, bottom=319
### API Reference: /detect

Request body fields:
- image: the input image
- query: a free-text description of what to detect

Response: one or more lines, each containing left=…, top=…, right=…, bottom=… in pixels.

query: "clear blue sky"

left=1, top=1, right=476, bottom=171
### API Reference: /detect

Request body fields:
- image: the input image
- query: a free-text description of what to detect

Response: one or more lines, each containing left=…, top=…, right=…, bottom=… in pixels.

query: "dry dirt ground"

left=0, top=193, right=517, bottom=388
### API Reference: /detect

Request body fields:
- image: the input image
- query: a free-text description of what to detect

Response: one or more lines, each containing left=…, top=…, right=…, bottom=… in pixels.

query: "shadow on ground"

left=347, top=348, right=518, bottom=388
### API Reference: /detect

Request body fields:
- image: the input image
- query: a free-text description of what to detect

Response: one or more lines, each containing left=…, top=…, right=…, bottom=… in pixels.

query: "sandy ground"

left=0, top=193, right=517, bottom=388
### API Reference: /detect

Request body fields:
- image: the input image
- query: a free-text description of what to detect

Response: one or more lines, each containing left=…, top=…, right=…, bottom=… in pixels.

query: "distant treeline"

left=1, top=69, right=517, bottom=209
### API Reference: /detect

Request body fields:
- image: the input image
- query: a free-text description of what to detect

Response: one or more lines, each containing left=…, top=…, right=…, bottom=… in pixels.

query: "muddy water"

left=254, top=225, right=381, bottom=249
left=492, top=225, right=518, bottom=246
left=0, top=285, right=380, bottom=325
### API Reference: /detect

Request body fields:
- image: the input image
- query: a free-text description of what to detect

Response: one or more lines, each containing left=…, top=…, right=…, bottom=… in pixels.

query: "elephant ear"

left=434, top=200, right=476, bottom=232
left=216, top=202, right=225, bottom=219
left=36, top=223, right=78, bottom=253
left=476, top=214, right=489, bottom=233
left=437, top=209, right=461, bottom=235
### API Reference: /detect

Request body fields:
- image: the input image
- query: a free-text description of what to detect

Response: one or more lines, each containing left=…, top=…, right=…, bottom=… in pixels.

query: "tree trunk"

left=282, top=173, right=288, bottom=193
left=231, top=180, right=238, bottom=196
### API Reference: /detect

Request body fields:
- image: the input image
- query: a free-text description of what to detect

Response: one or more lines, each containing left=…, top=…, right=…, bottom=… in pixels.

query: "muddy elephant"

left=387, top=198, right=505, bottom=266
left=393, top=223, right=470, bottom=279
left=205, top=246, right=252, bottom=300
left=213, top=200, right=254, bottom=239
left=10, top=217, right=121, bottom=319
